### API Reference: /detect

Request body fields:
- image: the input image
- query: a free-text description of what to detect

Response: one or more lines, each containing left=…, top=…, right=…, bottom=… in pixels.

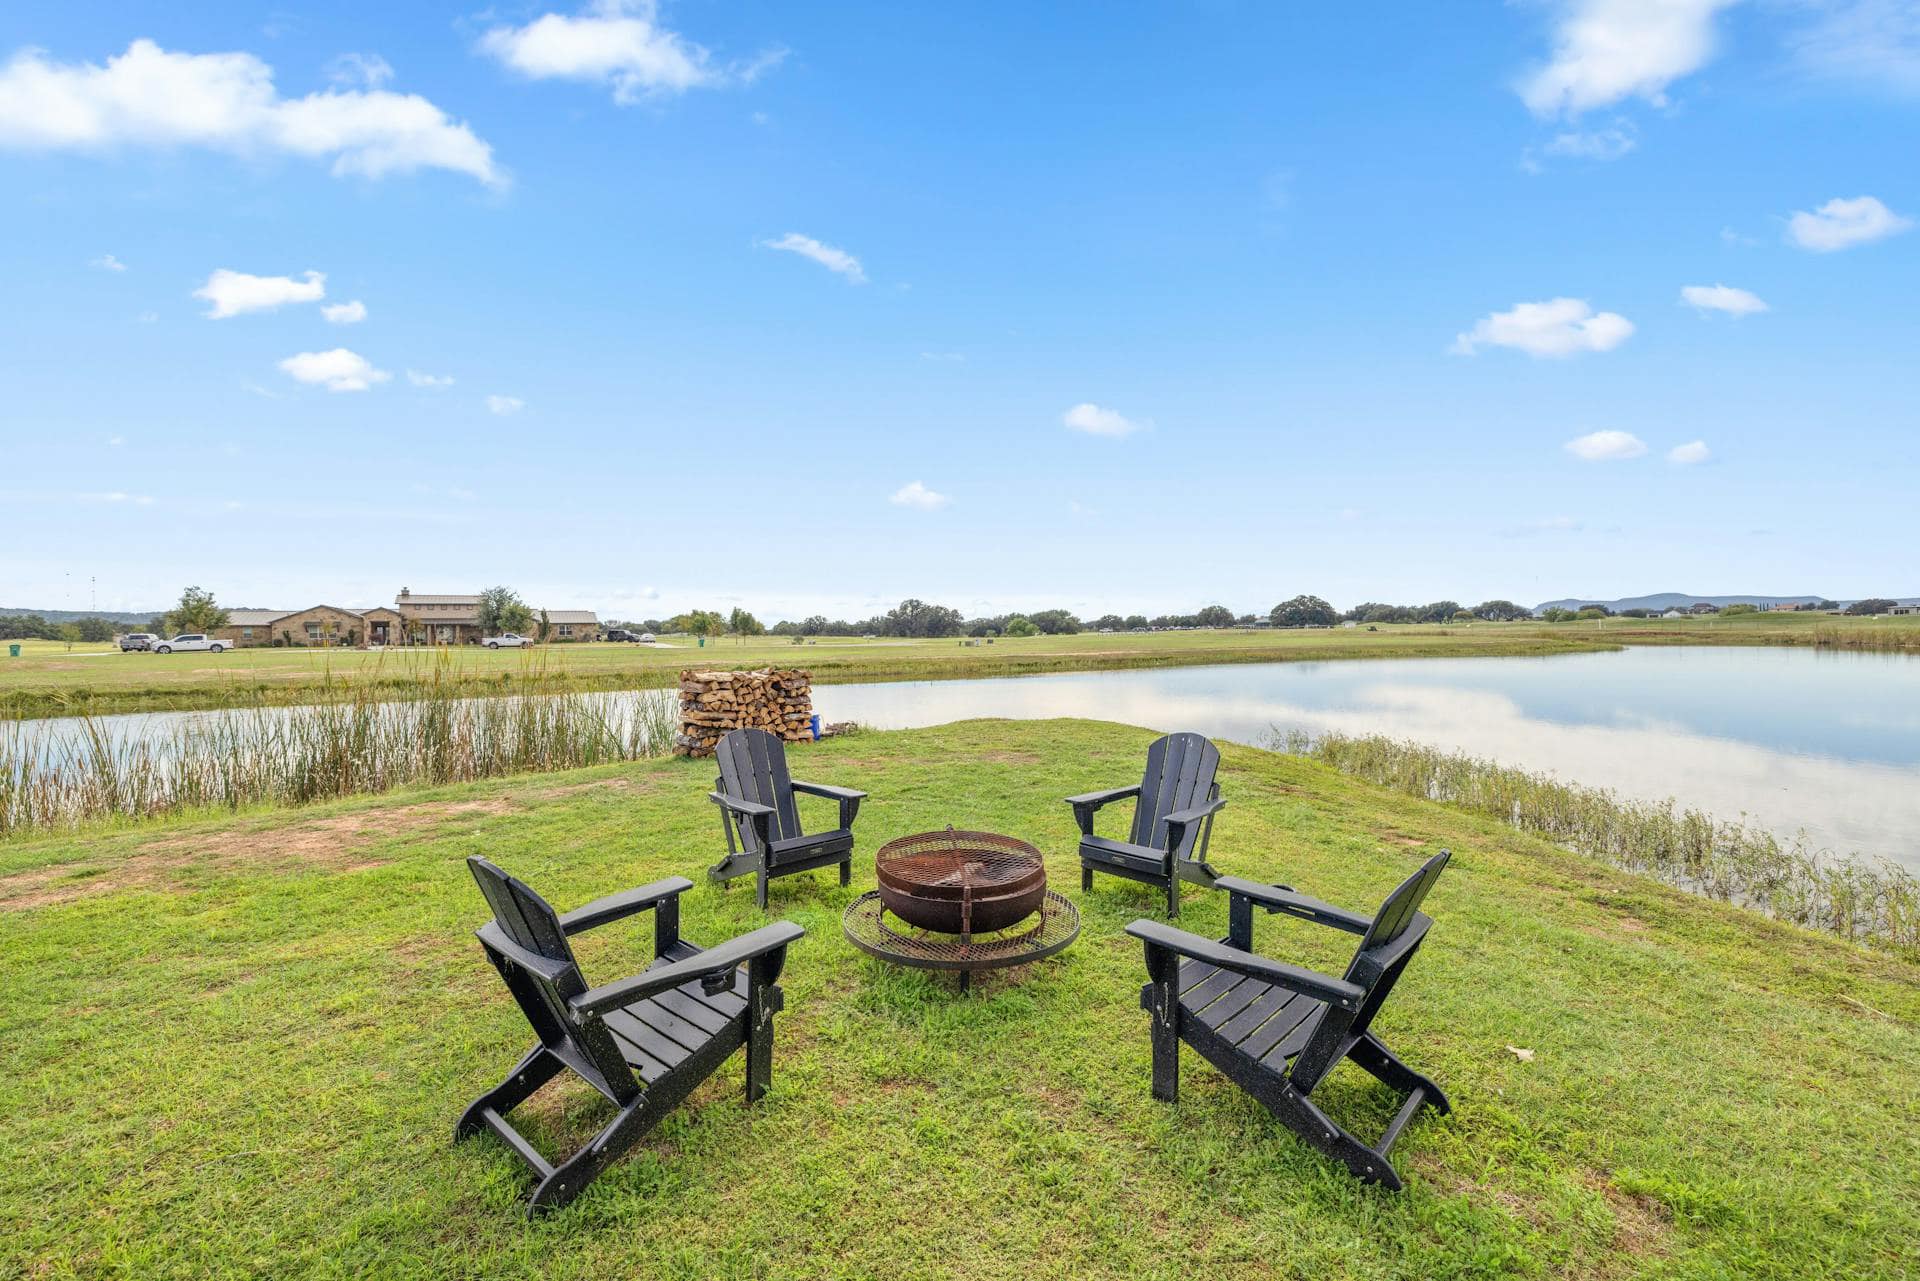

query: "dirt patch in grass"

left=1376, top=829, right=1429, bottom=847
left=0, top=799, right=512, bottom=911
left=979, top=750, right=1043, bottom=766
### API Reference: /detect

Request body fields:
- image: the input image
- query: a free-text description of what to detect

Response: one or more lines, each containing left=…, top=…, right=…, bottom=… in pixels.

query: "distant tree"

left=165, top=586, right=229, bottom=635
left=1236, top=613, right=1259, bottom=626
left=1471, top=599, right=1529, bottom=622
left=1848, top=598, right=1897, bottom=616
left=1721, top=603, right=1760, bottom=616
left=1450, top=610, right=1475, bottom=622
left=1810, top=600, right=1840, bottom=612
left=1618, top=608, right=1652, bottom=619
left=728, top=607, right=765, bottom=639
left=681, top=609, right=726, bottom=637
left=1026, top=608, right=1081, bottom=635
left=1123, top=614, right=1149, bottom=631
left=1540, top=607, right=1577, bottom=623
left=1003, top=615, right=1040, bottom=637
left=73, top=617, right=116, bottom=643
left=1574, top=607, right=1609, bottom=620
left=882, top=598, right=964, bottom=638
left=966, top=616, right=1004, bottom=637
left=536, top=608, right=552, bottom=643
left=1091, top=614, right=1126, bottom=631
left=800, top=614, right=829, bottom=636
left=1269, top=595, right=1338, bottom=628
left=1193, top=604, right=1235, bottom=629
left=476, top=586, right=533, bottom=636
left=1412, top=600, right=1461, bottom=625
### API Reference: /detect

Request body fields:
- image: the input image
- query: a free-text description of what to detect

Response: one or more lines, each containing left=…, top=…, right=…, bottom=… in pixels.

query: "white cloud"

left=1668, top=440, right=1712, bottom=465
left=1786, top=195, right=1913, bottom=252
left=1791, top=0, right=1920, bottom=95
left=0, top=39, right=500, bottom=185
left=1062, top=402, right=1148, bottom=438
left=760, top=232, right=866, bottom=283
left=1520, top=0, right=1738, bottom=116
left=90, top=252, right=126, bottom=271
left=194, top=268, right=324, bottom=318
left=1565, top=429, right=1647, bottom=461
left=1541, top=125, right=1636, bottom=161
left=407, top=369, right=454, bottom=388
left=1453, top=298, right=1634, bottom=357
left=82, top=490, right=155, bottom=505
left=480, top=0, right=782, bottom=104
left=486, top=394, right=525, bottom=415
left=889, top=480, right=950, bottom=510
left=327, top=52, right=393, bottom=90
left=1680, top=283, right=1768, bottom=316
left=278, top=348, right=389, bottom=392
left=320, top=299, right=367, bottom=324
left=106, top=435, right=125, bottom=446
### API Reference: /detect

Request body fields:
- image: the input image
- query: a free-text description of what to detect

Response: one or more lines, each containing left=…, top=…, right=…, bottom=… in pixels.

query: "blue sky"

left=2, top=1, right=1915, bottom=620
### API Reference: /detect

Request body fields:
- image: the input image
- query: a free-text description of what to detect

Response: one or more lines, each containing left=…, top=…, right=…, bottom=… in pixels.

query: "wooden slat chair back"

left=1127, top=850, right=1452, bottom=1189
left=1068, top=731, right=1227, bottom=915
left=458, top=856, right=804, bottom=1215
left=708, top=728, right=867, bottom=910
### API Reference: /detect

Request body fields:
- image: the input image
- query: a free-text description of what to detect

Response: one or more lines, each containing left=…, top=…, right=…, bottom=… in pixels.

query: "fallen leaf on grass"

left=1506, top=1045, right=1535, bottom=1062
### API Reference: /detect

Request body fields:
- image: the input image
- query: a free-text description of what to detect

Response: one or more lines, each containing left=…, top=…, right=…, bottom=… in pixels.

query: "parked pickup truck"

left=153, top=634, right=229, bottom=654
left=119, top=632, right=158, bottom=651
left=482, top=633, right=531, bottom=649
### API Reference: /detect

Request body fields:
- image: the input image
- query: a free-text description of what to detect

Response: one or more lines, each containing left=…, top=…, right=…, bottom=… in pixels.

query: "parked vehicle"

left=153, top=634, right=228, bottom=654
left=119, top=633, right=158, bottom=652
left=483, top=633, right=530, bottom=649
left=603, top=628, right=642, bottom=643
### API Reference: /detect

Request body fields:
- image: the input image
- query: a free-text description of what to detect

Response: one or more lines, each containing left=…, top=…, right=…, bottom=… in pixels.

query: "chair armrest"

left=476, top=922, right=574, bottom=983
left=1160, top=797, right=1227, bottom=849
left=1125, top=919, right=1365, bottom=1011
left=708, top=791, right=774, bottom=818
left=1215, top=876, right=1373, bottom=934
left=1065, top=784, right=1140, bottom=835
left=791, top=780, right=865, bottom=827
left=560, top=876, right=694, bottom=936
left=570, top=921, right=806, bottom=1018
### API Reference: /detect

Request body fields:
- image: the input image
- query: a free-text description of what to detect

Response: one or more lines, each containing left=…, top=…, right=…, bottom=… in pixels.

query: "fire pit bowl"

left=875, top=828, right=1046, bottom=935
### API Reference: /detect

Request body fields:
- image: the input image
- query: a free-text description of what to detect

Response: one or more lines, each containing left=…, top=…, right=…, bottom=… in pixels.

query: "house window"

left=305, top=623, right=321, bottom=638
left=241, top=628, right=253, bottom=638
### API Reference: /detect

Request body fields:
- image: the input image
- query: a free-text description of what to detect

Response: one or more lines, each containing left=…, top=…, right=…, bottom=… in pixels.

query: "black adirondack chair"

left=1126, top=850, right=1452, bottom=1190
left=457, top=856, right=804, bottom=1215
left=1067, top=731, right=1226, bottom=916
left=709, top=727, right=867, bottom=909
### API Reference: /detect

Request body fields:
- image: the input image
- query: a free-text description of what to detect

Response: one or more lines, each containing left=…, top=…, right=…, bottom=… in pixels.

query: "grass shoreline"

left=3, top=718, right=1915, bottom=1279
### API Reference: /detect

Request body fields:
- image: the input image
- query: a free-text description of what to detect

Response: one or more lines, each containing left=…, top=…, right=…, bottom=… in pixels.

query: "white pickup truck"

left=482, top=633, right=531, bottom=649
left=153, top=633, right=229, bottom=654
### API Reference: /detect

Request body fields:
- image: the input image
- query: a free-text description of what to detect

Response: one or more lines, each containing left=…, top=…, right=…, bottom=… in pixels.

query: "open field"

left=3, top=720, right=1915, bottom=1280
left=0, top=627, right=1618, bottom=720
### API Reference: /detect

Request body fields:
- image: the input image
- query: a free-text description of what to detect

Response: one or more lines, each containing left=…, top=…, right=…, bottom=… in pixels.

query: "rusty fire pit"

left=876, top=828, right=1047, bottom=935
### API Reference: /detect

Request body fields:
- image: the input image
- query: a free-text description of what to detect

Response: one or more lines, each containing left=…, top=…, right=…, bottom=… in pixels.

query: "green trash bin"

left=7, top=644, right=19, bottom=658
left=697, top=635, right=706, bottom=648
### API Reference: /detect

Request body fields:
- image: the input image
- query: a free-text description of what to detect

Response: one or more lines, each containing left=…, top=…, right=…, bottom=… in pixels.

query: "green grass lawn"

left=3, top=719, right=1914, bottom=1280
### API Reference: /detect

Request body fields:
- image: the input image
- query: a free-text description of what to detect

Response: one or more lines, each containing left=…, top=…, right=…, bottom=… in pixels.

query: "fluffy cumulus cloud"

left=0, top=39, right=500, bottom=185
left=1786, top=195, right=1913, bottom=251
left=320, top=299, right=367, bottom=324
left=278, top=348, right=389, bottom=392
left=1668, top=439, right=1712, bottom=465
left=1565, top=429, right=1648, bottom=461
left=194, top=268, right=325, bottom=318
left=1453, top=298, right=1633, bottom=357
left=889, top=480, right=950, bottom=510
left=1680, top=283, right=1768, bottom=316
left=1520, top=0, right=1739, bottom=115
left=486, top=394, right=525, bottom=415
left=480, top=0, right=782, bottom=104
left=759, top=232, right=866, bottom=283
left=1061, top=403, right=1147, bottom=437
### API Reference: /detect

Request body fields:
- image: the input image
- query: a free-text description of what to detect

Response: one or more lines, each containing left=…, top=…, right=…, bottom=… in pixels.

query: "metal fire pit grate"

left=842, top=888, right=1080, bottom=992
left=875, top=828, right=1048, bottom=935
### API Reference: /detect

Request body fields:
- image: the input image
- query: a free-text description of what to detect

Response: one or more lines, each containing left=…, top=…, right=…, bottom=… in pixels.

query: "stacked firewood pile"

left=674, top=668, right=815, bottom=757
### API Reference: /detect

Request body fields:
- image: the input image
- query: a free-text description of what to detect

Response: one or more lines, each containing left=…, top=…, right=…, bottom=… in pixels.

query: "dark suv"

left=604, top=628, right=642, bottom=643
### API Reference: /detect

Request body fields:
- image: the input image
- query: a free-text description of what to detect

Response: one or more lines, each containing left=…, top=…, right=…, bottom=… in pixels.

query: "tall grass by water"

left=0, top=663, right=678, bottom=838
left=1274, top=729, right=1920, bottom=957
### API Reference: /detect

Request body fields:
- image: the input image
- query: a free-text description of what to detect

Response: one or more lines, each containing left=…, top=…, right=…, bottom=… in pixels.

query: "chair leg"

left=745, top=974, right=780, bottom=1103
left=1258, top=1080, right=1404, bottom=1190
left=756, top=867, right=769, bottom=911
left=455, top=1045, right=563, bottom=1142
left=1166, top=873, right=1180, bottom=918
left=1349, top=1033, right=1451, bottom=1114
left=1143, top=947, right=1179, bottom=1103
left=1081, top=864, right=1093, bottom=892
left=528, top=1095, right=658, bottom=1217
left=839, top=858, right=851, bottom=887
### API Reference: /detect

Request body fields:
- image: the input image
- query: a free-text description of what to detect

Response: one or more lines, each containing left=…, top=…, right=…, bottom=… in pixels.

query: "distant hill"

left=1532, top=592, right=1919, bottom=613
left=0, top=607, right=164, bottom=625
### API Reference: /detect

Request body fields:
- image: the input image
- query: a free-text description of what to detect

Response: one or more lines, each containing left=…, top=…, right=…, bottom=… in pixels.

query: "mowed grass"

left=2, top=719, right=1917, bottom=1280
left=0, top=627, right=1612, bottom=719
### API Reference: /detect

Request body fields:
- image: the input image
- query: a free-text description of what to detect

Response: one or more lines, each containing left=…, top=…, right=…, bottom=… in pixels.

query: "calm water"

left=815, top=647, right=1920, bottom=871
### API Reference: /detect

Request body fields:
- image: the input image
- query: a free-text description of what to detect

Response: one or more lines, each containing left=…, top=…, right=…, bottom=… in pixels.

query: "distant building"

left=1891, top=604, right=1918, bottom=617
left=207, top=592, right=598, bottom=647
left=1661, top=609, right=1686, bottom=618
left=1769, top=602, right=1804, bottom=612
left=394, top=589, right=598, bottom=644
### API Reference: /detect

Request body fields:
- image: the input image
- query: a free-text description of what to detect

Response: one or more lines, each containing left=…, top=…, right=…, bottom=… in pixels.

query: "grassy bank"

left=3, top=720, right=1915, bottom=1279
left=0, top=628, right=1615, bottom=720
left=1280, top=731, right=1920, bottom=957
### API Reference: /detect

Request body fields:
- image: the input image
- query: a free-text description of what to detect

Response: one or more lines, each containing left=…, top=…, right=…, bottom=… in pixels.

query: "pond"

left=813, top=646, right=1920, bottom=872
